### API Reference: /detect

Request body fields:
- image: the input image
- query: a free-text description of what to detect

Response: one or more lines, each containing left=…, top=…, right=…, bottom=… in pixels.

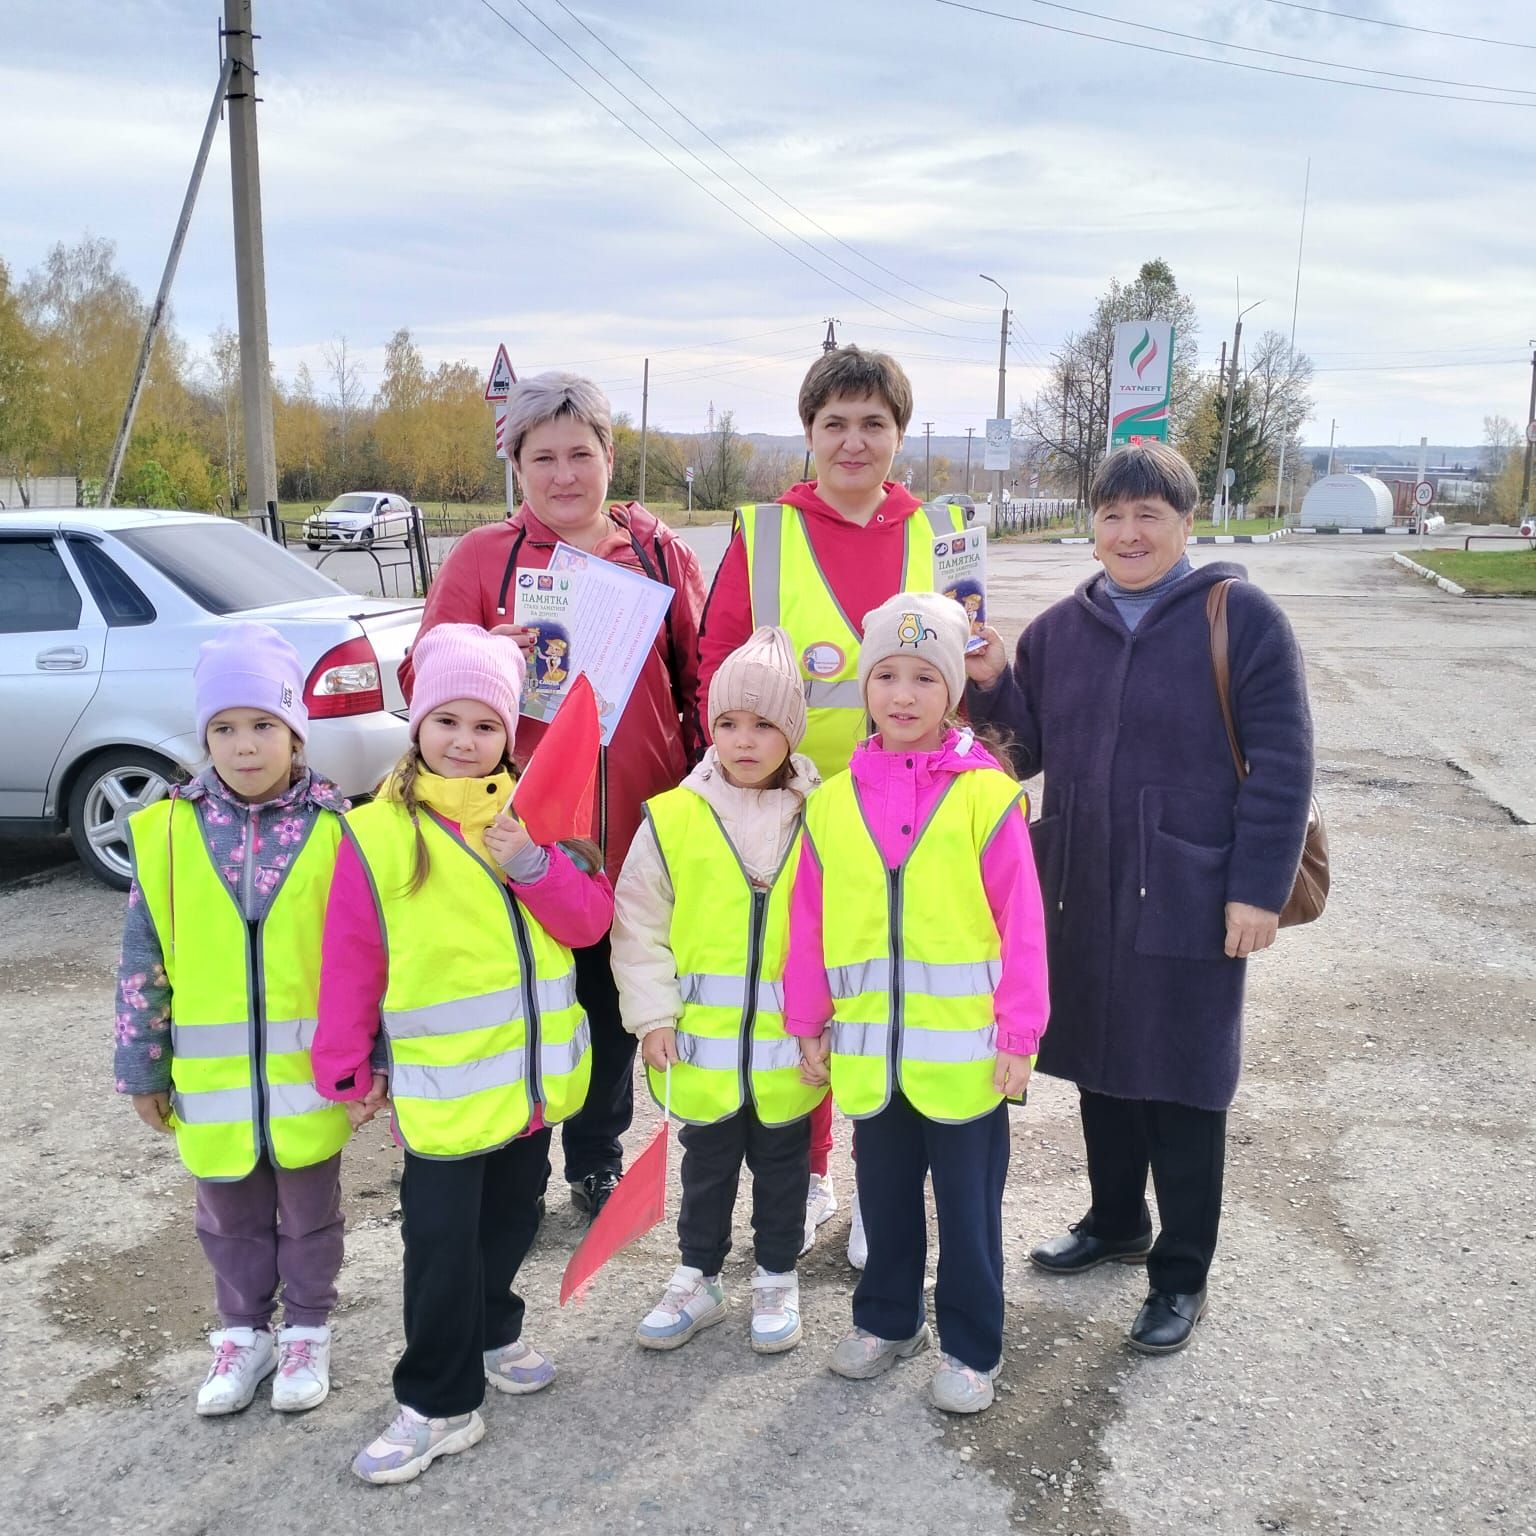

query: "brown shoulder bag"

left=1206, top=579, right=1329, bottom=928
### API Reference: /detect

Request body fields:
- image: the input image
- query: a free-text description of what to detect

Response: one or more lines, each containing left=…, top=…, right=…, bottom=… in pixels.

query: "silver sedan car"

left=0, top=507, right=421, bottom=887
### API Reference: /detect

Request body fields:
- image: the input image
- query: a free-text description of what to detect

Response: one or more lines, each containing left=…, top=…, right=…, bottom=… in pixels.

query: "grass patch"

left=1409, top=549, right=1536, bottom=595
left=1192, top=515, right=1287, bottom=536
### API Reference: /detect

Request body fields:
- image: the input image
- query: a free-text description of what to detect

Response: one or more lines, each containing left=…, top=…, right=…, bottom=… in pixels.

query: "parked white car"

left=303, top=491, right=417, bottom=550
left=0, top=507, right=421, bottom=887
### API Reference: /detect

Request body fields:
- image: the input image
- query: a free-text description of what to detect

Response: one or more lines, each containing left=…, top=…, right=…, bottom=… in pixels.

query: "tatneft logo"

left=1129, top=328, right=1159, bottom=379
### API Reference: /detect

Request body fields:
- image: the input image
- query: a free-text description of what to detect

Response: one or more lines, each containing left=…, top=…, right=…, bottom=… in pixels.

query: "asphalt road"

left=2, top=531, right=1534, bottom=1535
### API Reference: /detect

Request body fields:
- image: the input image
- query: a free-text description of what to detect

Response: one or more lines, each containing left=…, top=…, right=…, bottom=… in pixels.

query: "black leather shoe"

left=1029, top=1220, right=1153, bottom=1274
left=569, top=1169, right=621, bottom=1220
left=1127, top=1288, right=1208, bottom=1354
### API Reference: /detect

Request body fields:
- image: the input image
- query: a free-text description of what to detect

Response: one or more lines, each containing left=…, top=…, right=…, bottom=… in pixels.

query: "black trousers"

left=393, top=1128, right=551, bottom=1418
left=1077, top=1087, right=1227, bottom=1295
left=559, top=935, right=637, bottom=1182
left=853, top=1095, right=1009, bottom=1374
left=677, top=1107, right=810, bottom=1276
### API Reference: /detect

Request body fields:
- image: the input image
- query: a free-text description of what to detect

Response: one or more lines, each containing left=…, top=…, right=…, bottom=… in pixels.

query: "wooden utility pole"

left=923, top=422, right=934, bottom=498
left=638, top=357, right=649, bottom=504
left=224, top=0, right=278, bottom=525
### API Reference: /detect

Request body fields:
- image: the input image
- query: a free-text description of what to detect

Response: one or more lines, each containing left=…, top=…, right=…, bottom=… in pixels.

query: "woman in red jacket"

left=399, top=372, right=705, bottom=1217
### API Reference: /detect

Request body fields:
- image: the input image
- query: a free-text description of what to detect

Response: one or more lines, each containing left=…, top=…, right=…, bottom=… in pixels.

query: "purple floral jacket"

left=112, top=766, right=348, bottom=1097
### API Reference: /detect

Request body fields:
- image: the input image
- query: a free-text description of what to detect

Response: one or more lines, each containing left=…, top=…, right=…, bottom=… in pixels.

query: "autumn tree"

left=1483, top=414, right=1520, bottom=478
left=0, top=257, right=45, bottom=501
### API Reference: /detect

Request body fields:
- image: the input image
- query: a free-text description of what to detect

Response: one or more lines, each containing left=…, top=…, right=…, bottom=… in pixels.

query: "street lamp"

left=1214, top=299, right=1263, bottom=528
left=980, top=274, right=1009, bottom=530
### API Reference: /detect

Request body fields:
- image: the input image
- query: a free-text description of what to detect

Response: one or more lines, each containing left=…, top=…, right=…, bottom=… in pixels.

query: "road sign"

left=1526, top=420, right=1536, bottom=445
left=684, top=466, right=695, bottom=483
left=1413, top=480, right=1435, bottom=508
left=983, top=418, right=1011, bottom=472
left=1222, top=467, right=1236, bottom=489
left=484, top=344, right=516, bottom=402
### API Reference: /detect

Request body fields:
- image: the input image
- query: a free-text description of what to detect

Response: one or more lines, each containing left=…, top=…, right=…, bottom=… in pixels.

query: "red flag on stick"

left=560, top=1073, right=671, bottom=1305
left=513, top=674, right=599, bottom=845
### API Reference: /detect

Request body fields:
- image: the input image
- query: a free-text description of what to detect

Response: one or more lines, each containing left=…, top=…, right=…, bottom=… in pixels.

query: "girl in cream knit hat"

left=612, top=626, right=827, bottom=1356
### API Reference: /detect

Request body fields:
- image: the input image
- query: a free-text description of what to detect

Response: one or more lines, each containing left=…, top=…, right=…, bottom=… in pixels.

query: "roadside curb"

left=1048, top=528, right=1293, bottom=546
left=1393, top=551, right=1466, bottom=597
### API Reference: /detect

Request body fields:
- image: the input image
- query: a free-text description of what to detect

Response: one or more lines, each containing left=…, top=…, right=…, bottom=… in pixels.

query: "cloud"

left=2, top=0, right=1531, bottom=442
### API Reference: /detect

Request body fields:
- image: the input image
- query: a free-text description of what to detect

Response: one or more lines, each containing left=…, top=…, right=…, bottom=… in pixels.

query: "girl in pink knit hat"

left=310, top=623, right=613, bottom=1485
left=612, top=626, right=827, bottom=1357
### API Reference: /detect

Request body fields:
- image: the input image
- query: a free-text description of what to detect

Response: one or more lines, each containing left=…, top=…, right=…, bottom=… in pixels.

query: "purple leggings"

left=194, top=1152, right=344, bottom=1329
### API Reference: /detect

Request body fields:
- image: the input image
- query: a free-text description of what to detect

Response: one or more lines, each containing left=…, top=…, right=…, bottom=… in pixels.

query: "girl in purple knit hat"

left=113, top=620, right=352, bottom=1419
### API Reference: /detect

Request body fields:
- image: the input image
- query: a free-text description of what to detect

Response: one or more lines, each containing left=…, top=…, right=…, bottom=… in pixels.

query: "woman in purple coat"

left=965, top=443, right=1314, bottom=1354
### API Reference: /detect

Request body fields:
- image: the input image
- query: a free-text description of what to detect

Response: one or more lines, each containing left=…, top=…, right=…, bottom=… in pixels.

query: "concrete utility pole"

left=923, top=422, right=934, bottom=499
left=979, top=274, right=1008, bottom=532
left=822, top=317, right=839, bottom=353
left=224, top=0, right=278, bottom=523
left=1327, top=419, right=1337, bottom=476
left=964, top=426, right=975, bottom=494
left=1214, top=300, right=1263, bottom=527
left=101, top=56, right=235, bottom=508
left=638, top=357, right=649, bottom=505
left=1519, top=344, right=1536, bottom=524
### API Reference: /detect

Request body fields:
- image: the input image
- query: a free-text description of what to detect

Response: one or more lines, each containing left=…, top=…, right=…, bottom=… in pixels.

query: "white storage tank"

left=1300, top=473, right=1395, bottom=530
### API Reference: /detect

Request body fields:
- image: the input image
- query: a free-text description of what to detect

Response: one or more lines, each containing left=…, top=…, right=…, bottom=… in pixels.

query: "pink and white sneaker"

left=271, top=1324, right=331, bottom=1412
left=195, top=1327, right=277, bottom=1416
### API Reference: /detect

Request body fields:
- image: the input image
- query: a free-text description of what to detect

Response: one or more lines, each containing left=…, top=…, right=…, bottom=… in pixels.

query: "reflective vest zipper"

left=740, top=887, right=768, bottom=1111
left=887, top=867, right=905, bottom=1095
left=242, top=805, right=267, bottom=1157
left=597, top=747, right=609, bottom=853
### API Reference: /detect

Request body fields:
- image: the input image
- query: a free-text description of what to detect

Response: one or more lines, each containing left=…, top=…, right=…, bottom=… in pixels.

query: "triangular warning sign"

left=484, top=343, right=517, bottom=402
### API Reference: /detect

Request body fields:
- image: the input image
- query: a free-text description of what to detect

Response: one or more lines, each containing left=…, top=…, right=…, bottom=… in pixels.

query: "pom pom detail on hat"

left=707, top=625, right=808, bottom=750
left=856, top=592, right=970, bottom=710
left=406, top=623, right=527, bottom=743
left=194, top=622, right=310, bottom=744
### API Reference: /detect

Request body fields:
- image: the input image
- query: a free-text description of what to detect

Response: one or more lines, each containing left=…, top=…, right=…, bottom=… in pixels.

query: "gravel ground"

left=2, top=535, right=1532, bottom=1535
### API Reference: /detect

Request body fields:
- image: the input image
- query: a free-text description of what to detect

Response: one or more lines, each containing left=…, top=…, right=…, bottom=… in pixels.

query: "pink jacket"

left=783, top=729, right=1050, bottom=1058
left=313, top=823, right=614, bottom=1106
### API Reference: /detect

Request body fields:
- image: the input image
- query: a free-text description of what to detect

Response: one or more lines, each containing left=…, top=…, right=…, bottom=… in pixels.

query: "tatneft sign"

left=1108, top=321, right=1175, bottom=448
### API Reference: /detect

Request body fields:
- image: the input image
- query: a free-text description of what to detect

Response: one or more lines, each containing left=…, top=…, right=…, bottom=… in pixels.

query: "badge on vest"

left=802, top=642, right=845, bottom=678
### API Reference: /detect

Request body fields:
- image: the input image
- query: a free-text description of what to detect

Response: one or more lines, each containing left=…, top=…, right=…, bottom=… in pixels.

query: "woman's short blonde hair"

left=503, top=372, right=614, bottom=464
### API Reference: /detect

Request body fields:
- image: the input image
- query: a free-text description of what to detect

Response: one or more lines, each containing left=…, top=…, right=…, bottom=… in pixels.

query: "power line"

left=478, top=0, right=984, bottom=336
left=934, top=0, right=1536, bottom=105
left=1311, top=357, right=1523, bottom=374
left=544, top=0, right=997, bottom=323
left=1263, top=0, right=1536, bottom=53
left=1006, top=0, right=1536, bottom=95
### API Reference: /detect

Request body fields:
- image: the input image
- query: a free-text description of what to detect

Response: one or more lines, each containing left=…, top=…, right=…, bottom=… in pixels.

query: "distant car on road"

left=0, top=508, right=420, bottom=887
left=303, top=491, right=417, bottom=551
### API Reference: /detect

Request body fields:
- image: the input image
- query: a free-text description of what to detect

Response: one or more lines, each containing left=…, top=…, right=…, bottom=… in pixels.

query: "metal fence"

left=991, top=498, right=1082, bottom=535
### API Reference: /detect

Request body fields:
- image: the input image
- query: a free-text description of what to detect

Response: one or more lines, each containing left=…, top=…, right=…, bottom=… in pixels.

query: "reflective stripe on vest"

left=739, top=499, right=965, bottom=779
left=128, top=797, right=349, bottom=1180
left=643, top=787, right=824, bottom=1127
left=803, top=768, right=1029, bottom=1124
left=343, top=800, right=591, bottom=1159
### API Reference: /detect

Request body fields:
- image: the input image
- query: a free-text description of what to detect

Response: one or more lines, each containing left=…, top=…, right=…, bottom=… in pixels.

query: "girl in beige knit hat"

left=611, top=627, right=827, bottom=1356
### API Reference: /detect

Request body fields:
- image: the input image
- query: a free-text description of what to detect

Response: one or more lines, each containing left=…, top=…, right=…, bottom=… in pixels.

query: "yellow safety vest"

left=643, top=787, right=824, bottom=1128
left=803, top=766, right=1028, bottom=1124
left=127, top=796, right=350, bottom=1181
left=343, top=799, right=590, bottom=1159
left=738, top=499, right=967, bottom=779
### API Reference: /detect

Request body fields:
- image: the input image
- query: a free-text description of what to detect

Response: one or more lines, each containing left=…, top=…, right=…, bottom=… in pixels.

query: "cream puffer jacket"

left=611, top=745, right=821, bottom=1038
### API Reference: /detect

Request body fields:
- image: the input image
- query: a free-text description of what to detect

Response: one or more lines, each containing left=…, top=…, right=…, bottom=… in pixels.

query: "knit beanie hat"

left=407, top=623, right=527, bottom=742
left=708, top=625, right=807, bottom=749
left=857, top=592, right=970, bottom=711
left=194, top=621, right=309, bottom=744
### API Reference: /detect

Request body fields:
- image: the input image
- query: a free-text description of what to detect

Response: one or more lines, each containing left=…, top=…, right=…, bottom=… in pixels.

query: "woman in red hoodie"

left=696, top=346, right=965, bottom=1266
left=399, top=373, right=705, bottom=1219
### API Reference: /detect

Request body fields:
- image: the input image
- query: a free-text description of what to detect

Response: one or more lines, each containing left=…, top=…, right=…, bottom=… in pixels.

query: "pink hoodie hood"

left=779, top=479, right=924, bottom=527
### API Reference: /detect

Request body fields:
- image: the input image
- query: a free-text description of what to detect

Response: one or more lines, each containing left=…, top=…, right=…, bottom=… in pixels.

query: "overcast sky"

left=4, top=0, right=1533, bottom=450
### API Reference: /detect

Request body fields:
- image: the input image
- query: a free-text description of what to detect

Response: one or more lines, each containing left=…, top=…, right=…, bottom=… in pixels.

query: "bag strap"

left=1206, top=579, right=1248, bottom=781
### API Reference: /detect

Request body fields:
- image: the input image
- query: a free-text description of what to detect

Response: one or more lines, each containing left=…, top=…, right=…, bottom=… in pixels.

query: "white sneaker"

left=800, top=1173, right=838, bottom=1256
left=828, top=1322, right=931, bottom=1380
left=931, top=1352, right=1001, bottom=1414
left=847, top=1189, right=868, bottom=1270
left=271, top=1324, right=331, bottom=1412
left=749, top=1267, right=802, bottom=1354
left=195, top=1327, right=277, bottom=1416
left=635, top=1265, right=727, bottom=1350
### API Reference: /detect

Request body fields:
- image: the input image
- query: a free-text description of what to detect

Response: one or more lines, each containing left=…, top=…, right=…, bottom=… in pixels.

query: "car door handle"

left=36, top=646, right=88, bottom=670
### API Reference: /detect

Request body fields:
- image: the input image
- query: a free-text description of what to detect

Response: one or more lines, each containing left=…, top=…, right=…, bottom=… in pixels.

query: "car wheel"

left=67, top=748, right=183, bottom=890
left=306, top=541, right=320, bottom=551
left=360, top=529, right=374, bottom=548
